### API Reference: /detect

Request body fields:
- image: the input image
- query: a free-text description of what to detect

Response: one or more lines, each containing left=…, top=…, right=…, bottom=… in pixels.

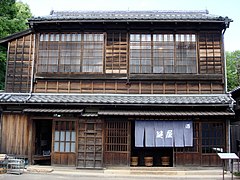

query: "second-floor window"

left=38, top=33, right=104, bottom=73
left=130, top=33, right=196, bottom=74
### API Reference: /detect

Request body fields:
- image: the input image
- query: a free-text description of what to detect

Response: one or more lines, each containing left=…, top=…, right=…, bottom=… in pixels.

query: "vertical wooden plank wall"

left=1, top=114, right=31, bottom=156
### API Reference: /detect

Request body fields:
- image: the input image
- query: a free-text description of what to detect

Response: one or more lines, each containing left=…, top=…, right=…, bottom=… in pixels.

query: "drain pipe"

left=26, top=33, right=36, bottom=102
left=222, top=28, right=228, bottom=93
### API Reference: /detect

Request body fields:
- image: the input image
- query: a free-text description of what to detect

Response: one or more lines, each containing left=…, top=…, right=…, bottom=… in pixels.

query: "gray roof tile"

left=23, top=108, right=83, bottom=113
left=29, top=10, right=230, bottom=23
left=98, top=110, right=234, bottom=116
left=0, top=93, right=234, bottom=106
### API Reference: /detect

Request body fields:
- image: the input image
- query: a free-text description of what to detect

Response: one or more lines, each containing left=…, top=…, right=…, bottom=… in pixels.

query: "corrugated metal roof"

left=0, top=93, right=234, bottom=106
left=23, top=108, right=83, bottom=113
left=98, top=110, right=234, bottom=116
left=29, top=10, right=230, bottom=23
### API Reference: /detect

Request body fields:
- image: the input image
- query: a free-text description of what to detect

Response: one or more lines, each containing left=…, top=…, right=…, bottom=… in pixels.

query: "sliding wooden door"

left=104, top=120, right=131, bottom=166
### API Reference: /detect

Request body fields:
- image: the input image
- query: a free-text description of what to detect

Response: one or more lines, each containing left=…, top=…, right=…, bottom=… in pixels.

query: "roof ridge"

left=28, top=9, right=231, bottom=23
left=50, top=10, right=209, bottom=15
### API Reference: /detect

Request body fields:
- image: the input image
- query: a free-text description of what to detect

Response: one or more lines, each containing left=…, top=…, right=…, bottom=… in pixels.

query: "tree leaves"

left=0, top=0, right=32, bottom=90
left=226, top=50, right=240, bottom=92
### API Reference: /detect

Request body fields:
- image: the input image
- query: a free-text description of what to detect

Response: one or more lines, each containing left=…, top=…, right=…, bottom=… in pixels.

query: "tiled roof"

left=23, top=108, right=83, bottom=113
left=0, top=93, right=234, bottom=106
left=98, top=110, right=234, bottom=116
left=29, top=10, right=230, bottom=23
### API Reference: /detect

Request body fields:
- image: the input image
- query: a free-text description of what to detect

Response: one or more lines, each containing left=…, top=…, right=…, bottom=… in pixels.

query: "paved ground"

left=0, top=173, right=234, bottom=180
left=0, top=166, right=235, bottom=180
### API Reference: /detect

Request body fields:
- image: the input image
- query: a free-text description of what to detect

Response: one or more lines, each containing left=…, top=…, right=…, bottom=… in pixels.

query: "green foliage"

left=226, top=50, right=240, bottom=92
left=0, top=0, right=32, bottom=90
left=233, top=171, right=240, bottom=176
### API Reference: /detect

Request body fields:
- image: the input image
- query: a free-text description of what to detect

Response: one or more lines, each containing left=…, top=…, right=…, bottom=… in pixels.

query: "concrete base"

left=26, top=165, right=53, bottom=173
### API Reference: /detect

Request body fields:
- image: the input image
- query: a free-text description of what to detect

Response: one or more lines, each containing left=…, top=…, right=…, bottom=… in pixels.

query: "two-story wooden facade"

left=0, top=10, right=234, bottom=168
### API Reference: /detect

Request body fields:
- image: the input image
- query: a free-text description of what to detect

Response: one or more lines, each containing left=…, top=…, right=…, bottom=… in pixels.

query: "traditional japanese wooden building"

left=0, top=10, right=235, bottom=168
left=230, top=87, right=240, bottom=154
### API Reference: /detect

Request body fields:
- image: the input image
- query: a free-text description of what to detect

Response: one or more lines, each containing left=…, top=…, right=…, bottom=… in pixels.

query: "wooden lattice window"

left=199, top=32, right=222, bottom=74
left=105, top=32, right=127, bottom=74
left=105, top=121, right=129, bottom=152
left=53, top=120, right=76, bottom=153
left=130, top=33, right=196, bottom=74
left=38, top=33, right=104, bottom=73
left=201, top=122, right=225, bottom=154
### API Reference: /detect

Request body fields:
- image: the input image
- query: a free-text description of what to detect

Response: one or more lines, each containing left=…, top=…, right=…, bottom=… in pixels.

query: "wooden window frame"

left=129, top=33, right=197, bottom=74
left=53, top=119, right=77, bottom=153
left=105, top=32, right=128, bottom=74
left=37, top=33, right=104, bottom=74
left=201, top=122, right=225, bottom=154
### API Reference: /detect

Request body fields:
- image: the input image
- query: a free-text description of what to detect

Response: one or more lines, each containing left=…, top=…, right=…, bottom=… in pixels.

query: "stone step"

left=104, top=167, right=223, bottom=176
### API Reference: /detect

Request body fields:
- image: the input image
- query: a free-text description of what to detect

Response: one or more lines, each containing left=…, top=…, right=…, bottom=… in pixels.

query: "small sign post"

left=217, top=153, right=239, bottom=180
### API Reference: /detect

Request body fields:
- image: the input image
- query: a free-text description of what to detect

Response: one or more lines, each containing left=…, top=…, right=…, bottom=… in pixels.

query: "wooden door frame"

left=30, top=117, right=53, bottom=165
left=104, top=119, right=131, bottom=167
left=52, top=118, right=78, bottom=166
left=77, top=118, right=104, bottom=168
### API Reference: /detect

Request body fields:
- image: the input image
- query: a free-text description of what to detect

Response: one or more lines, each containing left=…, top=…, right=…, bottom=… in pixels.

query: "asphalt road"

left=0, top=173, right=234, bottom=180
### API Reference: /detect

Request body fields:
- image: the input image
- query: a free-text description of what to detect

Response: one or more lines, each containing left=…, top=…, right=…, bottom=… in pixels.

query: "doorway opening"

left=33, top=119, right=52, bottom=165
left=131, top=121, right=173, bottom=167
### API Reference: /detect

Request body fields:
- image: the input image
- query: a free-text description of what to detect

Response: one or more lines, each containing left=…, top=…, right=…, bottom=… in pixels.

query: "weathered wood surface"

left=77, top=119, right=103, bottom=168
left=6, top=34, right=34, bottom=93
left=1, top=114, right=31, bottom=156
left=4, top=31, right=224, bottom=94
left=34, top=79, right=224, bottom=94
left=104, top=121, right=131, bottom=167
left=175, top=120, right=225, bottom=167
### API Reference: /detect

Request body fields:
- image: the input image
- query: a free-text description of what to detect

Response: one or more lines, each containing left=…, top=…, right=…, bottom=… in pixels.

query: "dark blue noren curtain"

left=135, top=121, right=145, bottom=147
left=135, top=120, right=193, bottom=147
left=154, top=121, right=164, bottom=147
left=145, top=121, right=155, bottom=147
left=163, top=121, right=174, bottom=147
left=183, top=121, right=193, bottom=146
left=173, top=121, right=184, bottom=147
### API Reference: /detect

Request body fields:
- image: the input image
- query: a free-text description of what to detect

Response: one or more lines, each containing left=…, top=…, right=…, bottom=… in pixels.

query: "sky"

left=18, top=0, right=240, bottom=52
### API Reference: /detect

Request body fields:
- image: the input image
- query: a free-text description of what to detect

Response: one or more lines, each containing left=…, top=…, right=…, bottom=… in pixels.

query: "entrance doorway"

left=131, top=147, right=173, bottom=166
left=33, top=119, right=52, bottom=165
left=131, top=121, right=173, bottom=167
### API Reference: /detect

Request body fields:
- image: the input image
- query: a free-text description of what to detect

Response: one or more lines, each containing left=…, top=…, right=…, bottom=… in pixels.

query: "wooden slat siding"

left=6, top=34, right=34, bottom=93
left=34, top=79, right=224, bottom=94
left=1, top=114, right=30, bottom=156
left=199, top=31, right=222, bottom=74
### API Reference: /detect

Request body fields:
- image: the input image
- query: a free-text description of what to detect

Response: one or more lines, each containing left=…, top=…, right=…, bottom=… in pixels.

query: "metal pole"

left=223, top=159, right=225, bottom=180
